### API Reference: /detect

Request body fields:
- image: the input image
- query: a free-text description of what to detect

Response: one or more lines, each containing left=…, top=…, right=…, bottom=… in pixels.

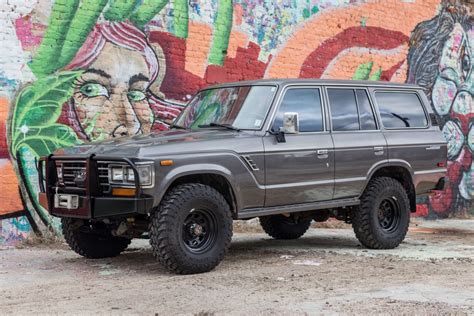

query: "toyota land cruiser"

left=38, top=79, right=447, bottom=274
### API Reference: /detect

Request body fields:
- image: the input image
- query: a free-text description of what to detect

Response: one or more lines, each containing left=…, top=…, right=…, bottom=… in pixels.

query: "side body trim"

left=238, top=198, right=360, bottom=219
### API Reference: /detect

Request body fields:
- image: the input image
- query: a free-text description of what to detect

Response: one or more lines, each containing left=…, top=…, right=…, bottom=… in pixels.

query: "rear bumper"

left=38, top=154, right=154, bottom=219
left=414, top=168, right=447, bottom=195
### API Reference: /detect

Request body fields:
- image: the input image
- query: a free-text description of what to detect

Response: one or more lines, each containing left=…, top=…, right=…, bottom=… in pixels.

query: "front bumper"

left=38, top=154, right=154, bottom=219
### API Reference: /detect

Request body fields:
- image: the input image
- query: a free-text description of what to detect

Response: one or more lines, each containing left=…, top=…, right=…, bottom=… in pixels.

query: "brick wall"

left=0, top=0, right=472, bottom=242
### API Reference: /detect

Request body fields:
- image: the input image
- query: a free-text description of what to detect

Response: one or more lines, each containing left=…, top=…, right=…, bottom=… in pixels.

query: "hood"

left=55, top=129, right=256, bottom=158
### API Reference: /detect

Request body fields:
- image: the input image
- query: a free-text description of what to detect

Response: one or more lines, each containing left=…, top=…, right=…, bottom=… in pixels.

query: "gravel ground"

left=1, top=219, right=473, bottom=315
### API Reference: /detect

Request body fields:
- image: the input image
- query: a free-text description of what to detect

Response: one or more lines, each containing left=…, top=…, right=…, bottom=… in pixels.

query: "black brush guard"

left=38, top=154, right=154, bottom=219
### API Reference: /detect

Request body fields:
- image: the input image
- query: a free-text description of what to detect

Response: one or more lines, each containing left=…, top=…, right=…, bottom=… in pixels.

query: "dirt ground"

left=1, top=219, right=473, bottom=315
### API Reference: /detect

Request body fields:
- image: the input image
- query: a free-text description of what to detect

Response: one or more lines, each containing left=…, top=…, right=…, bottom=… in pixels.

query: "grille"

left=57, top=160, right=112, bottom=194
left=97, top=161, right=110, bottom=193
left=60, top=161, right=86, bottom=187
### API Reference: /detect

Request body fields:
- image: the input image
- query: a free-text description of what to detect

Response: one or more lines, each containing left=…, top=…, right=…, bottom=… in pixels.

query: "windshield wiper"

left=198, top=123, right=241, bottom=132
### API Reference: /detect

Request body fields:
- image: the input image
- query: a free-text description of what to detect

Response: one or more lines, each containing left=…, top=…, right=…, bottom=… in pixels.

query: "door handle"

left=374, top=146, right=384, bottom=156
left=317, top=149, right=329, bottom=159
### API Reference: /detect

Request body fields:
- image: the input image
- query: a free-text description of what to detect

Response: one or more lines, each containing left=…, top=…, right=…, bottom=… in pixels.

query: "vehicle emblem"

left=73, top=169, right=86, bottom=186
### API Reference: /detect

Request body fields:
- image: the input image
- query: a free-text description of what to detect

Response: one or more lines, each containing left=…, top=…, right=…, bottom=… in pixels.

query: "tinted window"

left=375, top=92, right=428, bottom=128
left=356, top=90, right=376, bottom=130
left=328, top=89, right=359, bottom=131
left=273, top=88, right=323, bottom=132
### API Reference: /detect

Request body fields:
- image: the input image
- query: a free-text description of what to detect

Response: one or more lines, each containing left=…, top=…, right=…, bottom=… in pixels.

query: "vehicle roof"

left=203, top=78, right=421, bottom=90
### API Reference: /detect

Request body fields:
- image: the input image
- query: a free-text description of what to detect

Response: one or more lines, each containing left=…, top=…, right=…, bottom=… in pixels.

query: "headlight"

left=109, top=163, right=154, bottom=188
left=111, top=167, right=124, bottom=181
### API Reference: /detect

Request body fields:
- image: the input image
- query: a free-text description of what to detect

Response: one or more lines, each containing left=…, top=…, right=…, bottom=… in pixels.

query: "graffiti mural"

left=407, top=0, right=473, bottom=218
left=1, top=0, right=468, bottom=243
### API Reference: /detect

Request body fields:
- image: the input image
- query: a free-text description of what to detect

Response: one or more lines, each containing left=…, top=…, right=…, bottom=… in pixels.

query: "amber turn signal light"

left=160, top=160, right=174, bottom=166
left=112, top=188, right=136, bottom=197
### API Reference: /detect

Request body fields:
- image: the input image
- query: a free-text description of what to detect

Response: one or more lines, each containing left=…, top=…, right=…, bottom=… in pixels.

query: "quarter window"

left=375, top=92, right=428, bottom=128
left=356, top=90, right=377, bottom=130
left=273, top=88, right=323, bottom=132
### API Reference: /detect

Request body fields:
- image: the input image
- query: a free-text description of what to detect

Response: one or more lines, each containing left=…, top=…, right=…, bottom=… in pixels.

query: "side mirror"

left=282, top=112, right=299, bottom=134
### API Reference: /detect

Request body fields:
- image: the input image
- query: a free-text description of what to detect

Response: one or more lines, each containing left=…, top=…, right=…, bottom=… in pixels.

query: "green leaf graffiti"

left=104, top=0, right=140, bottom=21
left=28, top=0, right=80, bottom=77
left=208, top=0, right=233, bottom=65
left=57, top=0, right=108, bottom=70
left=16, top=124, right=79, bottom=158
left=173, top=0, right=189, bottom=38
left=129, top=0, right=169, bottom=29
left=11, top=71, right=83, bottom=159
left=352, top=61, right=383, bottom=81
left=352, top=61, right=374, bottom=80
left=369, top=67, right=382, bottom=81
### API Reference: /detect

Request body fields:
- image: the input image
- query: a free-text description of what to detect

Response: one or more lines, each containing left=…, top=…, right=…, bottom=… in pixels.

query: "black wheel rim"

left=182, top=208, right=218, bottom=254
left=377, top=197, right=401, bottom=233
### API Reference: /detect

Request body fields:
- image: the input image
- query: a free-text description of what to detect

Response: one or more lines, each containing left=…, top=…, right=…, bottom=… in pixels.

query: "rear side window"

left=273, top=88, right=323, bottom=132
left=375, top=92, right=428, bottom=128
left=327, top=88, right=377, bottom=131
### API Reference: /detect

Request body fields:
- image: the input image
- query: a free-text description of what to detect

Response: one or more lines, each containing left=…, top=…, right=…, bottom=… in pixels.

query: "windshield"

left=174, top=85, right=277, bottom=130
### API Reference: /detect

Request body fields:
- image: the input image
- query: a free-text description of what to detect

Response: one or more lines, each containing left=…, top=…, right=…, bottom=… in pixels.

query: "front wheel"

left=149, top=183, right=233, bottom=274
left=62, top=218, right=131, bottom=258
left=352, top=177, right=410, bottom=249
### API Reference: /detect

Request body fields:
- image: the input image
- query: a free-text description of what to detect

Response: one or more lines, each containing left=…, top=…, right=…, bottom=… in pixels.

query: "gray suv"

left=38, top=79, right=447, bottom=274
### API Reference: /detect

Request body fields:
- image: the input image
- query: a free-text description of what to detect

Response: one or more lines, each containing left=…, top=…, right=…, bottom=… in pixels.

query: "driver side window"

left=272, top=88, right=323, bottom=132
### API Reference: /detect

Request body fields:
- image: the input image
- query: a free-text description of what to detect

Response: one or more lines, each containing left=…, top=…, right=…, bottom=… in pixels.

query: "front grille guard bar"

left=38, top=155, right=143, bottom=211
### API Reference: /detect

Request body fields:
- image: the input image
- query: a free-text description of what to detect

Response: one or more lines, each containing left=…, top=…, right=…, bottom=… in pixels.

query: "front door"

left=263, top=87, right=334, bottom=207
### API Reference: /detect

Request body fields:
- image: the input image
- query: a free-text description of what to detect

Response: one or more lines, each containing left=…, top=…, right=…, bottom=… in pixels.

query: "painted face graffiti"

left=408, top=1, right=473, bottom=217
left=437, top=25, right=473, bottom=201
left=63, top=22, right=161, bottom=141
left=72, top=43, right=153, bottom=140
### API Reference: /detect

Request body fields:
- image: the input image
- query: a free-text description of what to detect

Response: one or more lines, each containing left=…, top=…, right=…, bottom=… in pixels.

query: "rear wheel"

left=352, top=177, right=410, bottom=249
left=149, top=183, right=233, bottom=274
left=61, top=218, right=131, bottom=258
left=259, top=215, right=312, bottom=240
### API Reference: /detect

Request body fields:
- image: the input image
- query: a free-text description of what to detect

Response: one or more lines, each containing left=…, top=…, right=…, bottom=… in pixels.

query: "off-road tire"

left=149, top=183, right=233, bottom=274
left=61, top=218, right=131, bottom=258
left=352, top=177, right=410, bottom=249
left=259, top=215, right=312, bottom=240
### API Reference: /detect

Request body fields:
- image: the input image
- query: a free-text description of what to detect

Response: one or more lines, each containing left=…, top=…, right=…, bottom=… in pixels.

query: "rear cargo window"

left=375, top=92, right=428, bottom=128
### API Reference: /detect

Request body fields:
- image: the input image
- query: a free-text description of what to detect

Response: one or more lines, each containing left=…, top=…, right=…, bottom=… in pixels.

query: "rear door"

left=263, top=86, right=334, bottom=206
left=326, top=87, right=388, bottom=199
